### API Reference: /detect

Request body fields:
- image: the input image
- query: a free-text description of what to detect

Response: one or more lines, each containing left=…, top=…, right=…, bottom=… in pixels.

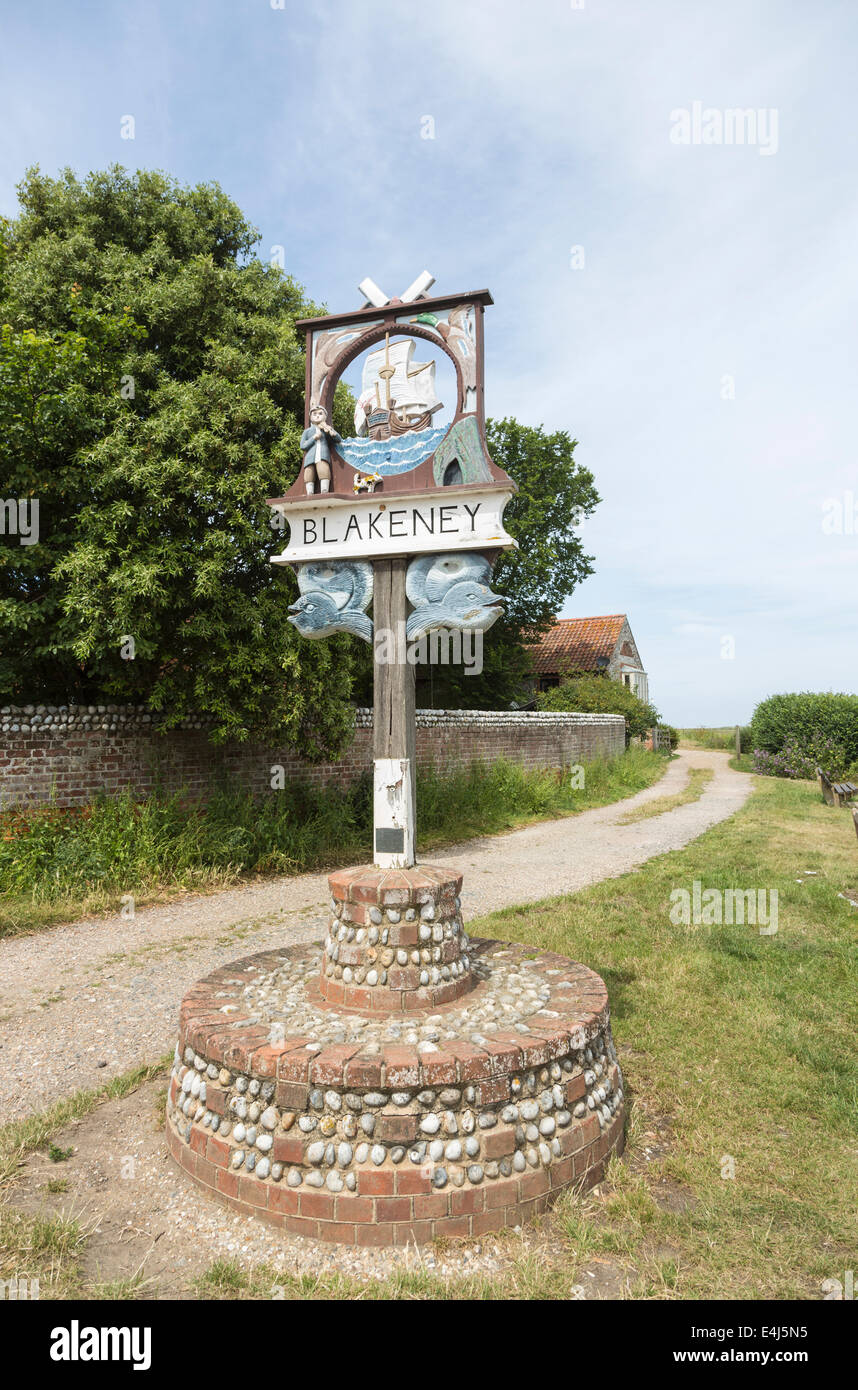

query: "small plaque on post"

left=375, top=827, right=406, bottom=854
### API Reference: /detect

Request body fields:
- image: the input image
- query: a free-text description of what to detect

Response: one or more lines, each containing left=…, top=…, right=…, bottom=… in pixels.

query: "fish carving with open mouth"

left=287, top=560, right=374, bottom=642
left=405, top=552, right=505, bottom=642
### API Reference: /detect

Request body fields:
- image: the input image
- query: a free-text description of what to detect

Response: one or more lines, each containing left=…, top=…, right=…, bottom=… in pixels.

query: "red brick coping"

left=167, top=937, right=626, bottom=1245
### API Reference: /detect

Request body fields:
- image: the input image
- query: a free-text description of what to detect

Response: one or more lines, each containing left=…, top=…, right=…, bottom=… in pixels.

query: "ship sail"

left=360, top=337, right=442, bottom=434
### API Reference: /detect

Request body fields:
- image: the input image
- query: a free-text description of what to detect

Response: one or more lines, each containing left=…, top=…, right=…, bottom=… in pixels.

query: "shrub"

left=752, top=736, right=855, bottom=781
left=750, top=693, right=858, bottom=766
left=537, top=673, right=660, bottom=742
left=752, top=742, right=817, bottom=780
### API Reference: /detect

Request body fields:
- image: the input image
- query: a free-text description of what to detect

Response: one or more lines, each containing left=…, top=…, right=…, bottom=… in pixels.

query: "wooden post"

left=734, top=725, right=741, bottom=759
left=372, top=557, right=416, bottom=868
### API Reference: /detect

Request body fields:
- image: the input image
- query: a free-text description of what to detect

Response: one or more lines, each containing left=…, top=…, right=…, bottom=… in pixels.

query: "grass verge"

left=616, top=766, right=714, bottom=824
left=474, top=772, right=858, bottom=1299
left=0, top=746, right=667, bottom=938
left=0, top=1207, right=89, bottom=1300
left=0, top=1057, right=172, bottom=1191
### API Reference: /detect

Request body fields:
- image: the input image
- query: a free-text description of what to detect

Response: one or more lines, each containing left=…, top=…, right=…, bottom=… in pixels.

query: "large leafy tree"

left=0, top=167, right=354, bottom=754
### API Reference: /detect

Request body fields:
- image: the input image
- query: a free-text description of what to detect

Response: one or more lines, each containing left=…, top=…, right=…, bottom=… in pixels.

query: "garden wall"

left=0, top=705, right=626, bottom=809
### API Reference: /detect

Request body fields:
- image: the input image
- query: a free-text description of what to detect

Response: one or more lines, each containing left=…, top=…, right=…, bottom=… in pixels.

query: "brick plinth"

left=167, top=1103, right=625, bottom=1245
left=320, top=865, right=472, bottom=1012
left=167, top=936, right=627, bottom=1245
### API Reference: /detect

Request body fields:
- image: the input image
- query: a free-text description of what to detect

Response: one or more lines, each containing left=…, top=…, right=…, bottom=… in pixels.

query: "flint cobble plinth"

left=167, top=864, right=626, bottom=1245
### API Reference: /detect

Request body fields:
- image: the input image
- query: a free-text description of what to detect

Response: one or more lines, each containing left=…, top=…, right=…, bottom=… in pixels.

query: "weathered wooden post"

left=166, top=274, right=628, bottom=1248
left=371, top=556, right=416, bottom=866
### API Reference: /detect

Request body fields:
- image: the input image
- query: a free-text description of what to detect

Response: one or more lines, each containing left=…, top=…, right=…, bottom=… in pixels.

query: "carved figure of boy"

left=300, top=405, right=341, bottom=495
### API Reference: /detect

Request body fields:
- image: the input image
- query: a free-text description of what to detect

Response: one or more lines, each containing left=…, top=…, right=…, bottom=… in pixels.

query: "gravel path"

left=0, top=749, right=750, bottom=1124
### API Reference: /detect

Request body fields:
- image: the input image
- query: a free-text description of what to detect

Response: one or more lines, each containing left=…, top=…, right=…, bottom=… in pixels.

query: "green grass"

left=617, top=766, right=714, bottom=824
left=192, top=1252, right=582, bottom=1301
left=0, top=746, right=667, bottom=938
left=86, top=1269, right=157, bottom=1301
left=679, top=726, right=737, bottom=750
left=474, top=773, right=858, bottom=1299
left=0, top=1207, right=88, bottom=1299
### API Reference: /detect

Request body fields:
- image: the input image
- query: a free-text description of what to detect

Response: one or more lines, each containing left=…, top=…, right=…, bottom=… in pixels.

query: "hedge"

left=750, top=692, right=858, bottom=770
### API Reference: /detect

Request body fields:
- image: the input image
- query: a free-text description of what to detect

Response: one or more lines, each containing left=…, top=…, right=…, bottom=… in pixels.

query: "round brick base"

left=167, top=877, right=626, bottom=1245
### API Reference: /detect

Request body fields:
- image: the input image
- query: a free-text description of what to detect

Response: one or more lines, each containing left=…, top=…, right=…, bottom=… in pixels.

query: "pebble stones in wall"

left=0, top=703, right=625, bottom=738
left=0, top=704, right=205, bottom=733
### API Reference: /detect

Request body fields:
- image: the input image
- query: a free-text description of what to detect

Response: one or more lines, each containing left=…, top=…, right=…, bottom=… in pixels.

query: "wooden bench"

left=818, top=766, right=858, bottom=808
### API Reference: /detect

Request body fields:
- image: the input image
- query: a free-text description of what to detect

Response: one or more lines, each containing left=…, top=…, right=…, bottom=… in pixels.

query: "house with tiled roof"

left=526, top=615, right=649, bottom=701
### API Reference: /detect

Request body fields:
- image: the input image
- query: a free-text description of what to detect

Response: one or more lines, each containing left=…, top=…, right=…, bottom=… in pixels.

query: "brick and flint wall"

left=0, top=706, right=626, bottom=809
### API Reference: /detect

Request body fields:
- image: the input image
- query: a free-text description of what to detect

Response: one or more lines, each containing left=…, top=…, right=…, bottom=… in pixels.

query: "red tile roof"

left=527, top=615, right=626, bottom=676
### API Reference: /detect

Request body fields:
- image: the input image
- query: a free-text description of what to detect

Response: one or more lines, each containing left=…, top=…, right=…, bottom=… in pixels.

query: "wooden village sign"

left=167, top=276, right=626, bottom=1246
left=268, top=272, right=517, bottom=870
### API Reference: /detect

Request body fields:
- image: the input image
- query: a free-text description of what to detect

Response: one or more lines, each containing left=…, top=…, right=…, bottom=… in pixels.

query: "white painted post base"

left=373, top=758, right=415, bottom=868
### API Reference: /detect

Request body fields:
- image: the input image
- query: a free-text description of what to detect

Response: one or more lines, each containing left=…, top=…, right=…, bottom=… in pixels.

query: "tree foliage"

left=0, top=167, right=354, bottom=754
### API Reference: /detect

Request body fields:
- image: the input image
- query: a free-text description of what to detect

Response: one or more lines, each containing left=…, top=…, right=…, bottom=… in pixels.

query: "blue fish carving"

left=405, top=553, right=505, bottom=642
left=288, top=560, right=374, bottom=642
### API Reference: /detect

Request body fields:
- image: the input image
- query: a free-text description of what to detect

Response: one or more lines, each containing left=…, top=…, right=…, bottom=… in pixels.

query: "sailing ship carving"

left=354, top=333, right=443, bottom=441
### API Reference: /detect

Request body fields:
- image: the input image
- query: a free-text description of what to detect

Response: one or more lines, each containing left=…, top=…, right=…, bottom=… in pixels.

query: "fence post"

left=735, top=725, right=741, bottom=758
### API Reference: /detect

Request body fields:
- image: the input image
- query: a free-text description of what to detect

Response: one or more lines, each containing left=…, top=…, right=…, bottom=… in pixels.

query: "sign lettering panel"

left=272, top=487, right=514, bottom=566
